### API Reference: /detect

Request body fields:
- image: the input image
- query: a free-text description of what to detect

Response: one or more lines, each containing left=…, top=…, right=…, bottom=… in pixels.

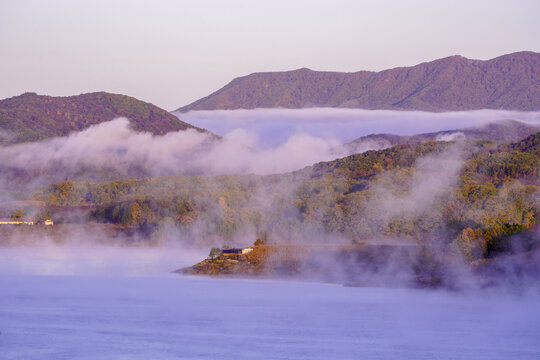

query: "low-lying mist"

left=0, top=118, right=344, bottom=188
left=1, top=109, right=538, bottom=189
left=179, top=108, right=540, bottom=147
left=0, top=240, right=206, bottom=277
left=0, top=109, right=538, bottom=292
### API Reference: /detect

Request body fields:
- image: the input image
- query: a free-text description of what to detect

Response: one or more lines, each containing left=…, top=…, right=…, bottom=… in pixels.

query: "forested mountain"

left=176, top=51, right=540, bottom=112
left=0, top=92, right=209, bottom=144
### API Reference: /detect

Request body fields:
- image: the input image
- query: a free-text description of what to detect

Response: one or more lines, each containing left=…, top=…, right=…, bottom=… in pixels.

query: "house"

left=221, top=247, right=254, bottom=256
left=241, top=247, right=254, bottom=254
left=0, top=218, right=34, bottom=225
left=33, top=219, right=54, bottom=225
left=221, top=248, right=243, bottom=255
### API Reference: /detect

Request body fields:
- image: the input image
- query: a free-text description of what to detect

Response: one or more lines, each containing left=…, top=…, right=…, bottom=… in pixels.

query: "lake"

left=0, top=245, right=539, bottom=359
left=2, top=274, right=540, bottom=359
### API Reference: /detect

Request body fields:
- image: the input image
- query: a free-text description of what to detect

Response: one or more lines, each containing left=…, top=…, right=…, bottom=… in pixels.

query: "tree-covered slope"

left=0, top=92, right=208, bottom=144
left=343, top=120, right=540, bottom=154
left=509, top=131, right=540, bottom=155
left=177, top=51, right=540, bottom=112
left=23, top=132, right=538, bottom=262
left=2, top=132, right=536, bottom=287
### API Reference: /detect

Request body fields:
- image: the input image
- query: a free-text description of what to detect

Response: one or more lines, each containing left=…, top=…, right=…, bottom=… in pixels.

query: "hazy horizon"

left=1, top=0, right=539, bottom=110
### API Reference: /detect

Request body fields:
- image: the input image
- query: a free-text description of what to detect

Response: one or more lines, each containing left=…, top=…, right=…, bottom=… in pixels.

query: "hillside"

left=0, top=128, right=535, bottom=285
left=176, top=51, right=540, bottom=112
left=343, top=120, right=540, bottom=154
left=0, top=92, right=209, bottom=144
left=16, top=131, right=536, bottom=247
left=10, top=131, right=534, bottom=287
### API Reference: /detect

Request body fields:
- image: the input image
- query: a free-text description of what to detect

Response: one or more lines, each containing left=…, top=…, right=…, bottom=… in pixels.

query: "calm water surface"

left=1, top=274, right=539, bottom=360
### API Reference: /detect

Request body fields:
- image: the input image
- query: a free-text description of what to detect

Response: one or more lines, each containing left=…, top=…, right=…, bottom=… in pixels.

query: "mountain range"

left=0, top=92, right=208, bottom=144
left=1, top=51, right=538, bottom=146
left=176, top=51, right=540, bottom=112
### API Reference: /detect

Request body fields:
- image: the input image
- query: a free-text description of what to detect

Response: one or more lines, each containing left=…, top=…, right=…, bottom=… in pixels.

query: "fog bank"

left=0, top=242, right=206, bottom=276
left=0, top=118, right=345, bottom=187
left=179, top=108, right=540, bottom=147
left=0, top=109, right=538, bottom=188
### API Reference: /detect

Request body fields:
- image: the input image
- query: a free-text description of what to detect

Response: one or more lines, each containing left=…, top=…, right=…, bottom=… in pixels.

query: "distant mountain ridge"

left=177, top=51, right=540, bottom=112
left=342, top=120, right=540, bottom=154
left=0, top=92, right=209, bottom=144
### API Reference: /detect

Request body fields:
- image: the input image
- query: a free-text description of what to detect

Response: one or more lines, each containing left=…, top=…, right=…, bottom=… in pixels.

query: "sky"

left=0, top=0, right=539, bottom=111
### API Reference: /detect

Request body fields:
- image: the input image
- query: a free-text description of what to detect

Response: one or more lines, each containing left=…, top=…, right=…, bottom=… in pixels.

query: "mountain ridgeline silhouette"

left=0, top=92, right=210, bottom=144
left=177, top=51, right=540, bottom=112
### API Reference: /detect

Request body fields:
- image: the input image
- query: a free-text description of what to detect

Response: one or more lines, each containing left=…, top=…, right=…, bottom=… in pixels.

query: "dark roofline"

left=222, top=248, right=243, bottom=254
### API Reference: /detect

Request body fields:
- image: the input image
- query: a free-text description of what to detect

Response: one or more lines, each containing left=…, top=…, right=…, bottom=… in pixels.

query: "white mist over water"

left=0, top=244, right=205, bottom=276
left=0, top=209, right=539, bottom=359
left=1, top=273, right=539, bottom=360
left=0, top=247, right=539, bottom=359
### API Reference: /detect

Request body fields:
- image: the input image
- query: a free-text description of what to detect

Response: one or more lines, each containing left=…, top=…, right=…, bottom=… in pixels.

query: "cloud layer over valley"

left=0, top=118, right=344, bottom=187
left=179, top=108, right=540, bottom=147
left=0, top=109, right=538, bottom=190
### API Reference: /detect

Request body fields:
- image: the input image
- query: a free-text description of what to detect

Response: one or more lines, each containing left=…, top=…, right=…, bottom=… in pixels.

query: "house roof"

left=222, top=248, right=243, bottom=254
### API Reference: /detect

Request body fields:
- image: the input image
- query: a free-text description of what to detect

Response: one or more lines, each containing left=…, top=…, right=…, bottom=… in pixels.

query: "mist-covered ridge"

left=13, top=132, right=539, bottom=248
left=1, top=113, right=538, bottom=191
left=1, top=121, right=538, bottom=289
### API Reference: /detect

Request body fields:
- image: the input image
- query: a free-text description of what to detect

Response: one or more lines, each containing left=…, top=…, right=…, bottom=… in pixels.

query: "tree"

left=454, top=228, right=486, bottom=261
left=129, top=202, right=144, bottom=225
left=11, top=208, right=25, bottom=219
left=208, top=248, right=222, bottom=260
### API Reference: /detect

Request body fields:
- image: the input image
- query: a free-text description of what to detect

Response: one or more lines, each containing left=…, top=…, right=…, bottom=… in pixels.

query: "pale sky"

left=1, top=0, right=539, bottom=110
